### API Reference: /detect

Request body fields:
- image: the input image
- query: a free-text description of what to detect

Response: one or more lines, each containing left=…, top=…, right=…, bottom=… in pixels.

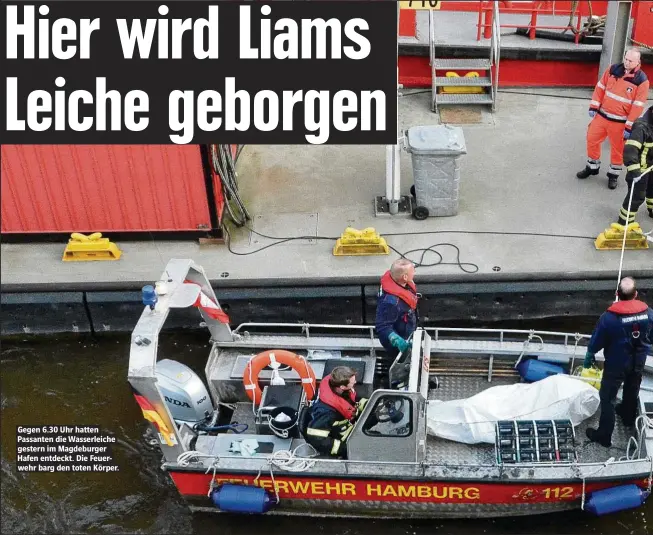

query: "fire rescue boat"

left=128, top=259, right=653, bottom=518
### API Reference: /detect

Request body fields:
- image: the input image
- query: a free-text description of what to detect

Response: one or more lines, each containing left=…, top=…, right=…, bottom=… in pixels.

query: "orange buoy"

left=243, top=350, right=317, bottom=405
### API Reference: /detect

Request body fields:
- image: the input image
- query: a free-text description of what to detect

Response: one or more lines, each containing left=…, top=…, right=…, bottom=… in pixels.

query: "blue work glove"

left=583, top=351, right=595, bottom=369
left=624, top=130, right=631, bottom=140
left=388, top=332, right=411, bottom=354
left=589, top=110, right=597, bottom=118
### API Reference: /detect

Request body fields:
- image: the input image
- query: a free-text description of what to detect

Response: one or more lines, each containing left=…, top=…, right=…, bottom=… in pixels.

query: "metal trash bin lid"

left=406, top=125, right=467, bottom=156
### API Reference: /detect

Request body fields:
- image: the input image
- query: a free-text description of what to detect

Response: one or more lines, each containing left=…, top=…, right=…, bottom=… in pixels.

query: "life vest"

left=380, top=271, right=418, bottom=310
left=607, top=300, right=651, bottom=355
left=316, top=374, right=357, bottom=421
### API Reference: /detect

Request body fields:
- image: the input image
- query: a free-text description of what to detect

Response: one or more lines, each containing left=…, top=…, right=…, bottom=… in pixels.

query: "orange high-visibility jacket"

left=590, top=63, right=649, bottom=133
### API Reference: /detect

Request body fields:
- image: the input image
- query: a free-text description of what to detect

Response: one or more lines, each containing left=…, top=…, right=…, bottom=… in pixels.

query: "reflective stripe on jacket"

left=624, top=107, right=653, bottom=174
left=590, top=64, right=649, bottom=131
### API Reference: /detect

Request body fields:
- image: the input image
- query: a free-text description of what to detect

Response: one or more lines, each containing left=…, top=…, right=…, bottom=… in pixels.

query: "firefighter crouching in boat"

left=376, top=259, right=420, bottom=368
left=305, top=366, right=369, bottom=457
left=614, top=105, right=653, bottom=227
left=584, top=277, right=653, bottom=447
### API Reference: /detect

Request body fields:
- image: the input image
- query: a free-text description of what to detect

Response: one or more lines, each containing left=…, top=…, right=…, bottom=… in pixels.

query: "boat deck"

left=225, top=373, right=637, bottom=466
left=426, top=375, right=634, bottom=466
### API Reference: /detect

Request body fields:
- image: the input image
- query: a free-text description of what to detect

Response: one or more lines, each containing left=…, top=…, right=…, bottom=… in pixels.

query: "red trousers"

left=587, top=114, right=625, bottom=166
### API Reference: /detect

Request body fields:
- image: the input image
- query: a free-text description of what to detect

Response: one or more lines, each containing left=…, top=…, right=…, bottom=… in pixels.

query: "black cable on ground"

left=210, top=144, right=251, bottom=228
left=221, top=224, right=597, bottom=274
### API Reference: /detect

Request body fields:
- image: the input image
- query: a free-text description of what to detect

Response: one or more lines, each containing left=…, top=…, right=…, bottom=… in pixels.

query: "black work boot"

left=577, top=166, right=599, bottom=179
left=607, top=174, right=618, bottom=190
left=586, top=427, right=611, bottom=447
left=615, top=403, right=635, bottom=427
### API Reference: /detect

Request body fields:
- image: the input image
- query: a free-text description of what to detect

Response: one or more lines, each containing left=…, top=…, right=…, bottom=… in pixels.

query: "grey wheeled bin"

left=405, top=125, right=467, bottom=219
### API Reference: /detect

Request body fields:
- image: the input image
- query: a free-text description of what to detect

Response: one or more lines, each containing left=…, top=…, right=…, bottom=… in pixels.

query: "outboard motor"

left=155, top=359, right=215, bottom=427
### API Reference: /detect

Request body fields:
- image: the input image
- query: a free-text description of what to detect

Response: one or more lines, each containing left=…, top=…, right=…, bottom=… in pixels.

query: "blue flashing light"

left=142, top=285, right=158, bottom=310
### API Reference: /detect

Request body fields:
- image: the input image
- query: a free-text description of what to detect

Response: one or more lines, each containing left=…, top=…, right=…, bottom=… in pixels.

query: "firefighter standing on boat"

left=614, top=105, right=653, bottom=227
left=577, top=48, right=649, bottom=190
left=305, top=366, right=368, bottom=457
left=584, top=277, right=653, bottom=447
left=375, top=259, right=420, bottom=363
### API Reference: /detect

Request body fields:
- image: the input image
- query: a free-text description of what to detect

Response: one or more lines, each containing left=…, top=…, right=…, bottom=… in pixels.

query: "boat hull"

left=169, top=469, right=649, bottom=518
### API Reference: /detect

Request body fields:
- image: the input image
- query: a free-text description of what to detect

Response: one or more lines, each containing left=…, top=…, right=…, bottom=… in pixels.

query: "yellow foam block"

left=579, top=367, right=603, bottom=389
left=440, top=72, right=485, bottom=94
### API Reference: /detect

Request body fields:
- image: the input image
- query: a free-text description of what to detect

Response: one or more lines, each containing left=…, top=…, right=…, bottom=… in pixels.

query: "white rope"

left=177, top=450, right=219, bottom=467
left=616, top=181, right=638, bottom=300
left=576, top=457, right=616, bottom=510
left=621, top=414, right=653, bottom=461
left=269, top=443, right=319, bottom=472
left=206, top=461, right=220, bottom=497
left=568, top=333, right=583, bottom=372
left=253, top=443, right=320, bottom=503
left=513, top=330, right=543, bottom=369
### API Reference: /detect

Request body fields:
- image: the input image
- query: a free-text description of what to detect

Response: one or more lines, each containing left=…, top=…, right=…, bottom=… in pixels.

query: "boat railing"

left=476, top=0, right=588, bottom=44
left=186, top=453, right=650, bottom=478
left=232, top=322, right=377, bottom=339
left=231, top=322, right=590, bottom=349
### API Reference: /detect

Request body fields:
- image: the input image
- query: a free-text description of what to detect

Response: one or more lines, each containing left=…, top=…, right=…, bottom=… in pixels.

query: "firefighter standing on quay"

left=613, top=105, right=653, bottom=227
left=577, top=48, right=649, bottom=190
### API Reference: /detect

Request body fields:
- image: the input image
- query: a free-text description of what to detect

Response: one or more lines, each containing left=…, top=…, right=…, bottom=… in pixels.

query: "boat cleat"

left=594, top=222, right=649, bottom=250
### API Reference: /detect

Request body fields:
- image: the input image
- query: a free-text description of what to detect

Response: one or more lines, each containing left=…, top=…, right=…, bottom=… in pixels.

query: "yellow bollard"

left=62, top=232, right=122, bottom=261
left=333, top=227, right=389, bottom=256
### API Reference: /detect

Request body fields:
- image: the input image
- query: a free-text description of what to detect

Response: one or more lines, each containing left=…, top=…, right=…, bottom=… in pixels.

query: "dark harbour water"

left=1, top=321, right=651, bottom=535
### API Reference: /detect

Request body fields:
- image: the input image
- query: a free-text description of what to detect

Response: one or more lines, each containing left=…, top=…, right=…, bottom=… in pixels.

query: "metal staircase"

left=430, top=2, right=500, bottom=113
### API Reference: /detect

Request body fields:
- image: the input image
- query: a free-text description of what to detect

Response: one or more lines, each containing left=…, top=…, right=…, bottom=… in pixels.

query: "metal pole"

left=385, top=2, right=401, bottom=215
left=599, top=1, right=633, bottom=79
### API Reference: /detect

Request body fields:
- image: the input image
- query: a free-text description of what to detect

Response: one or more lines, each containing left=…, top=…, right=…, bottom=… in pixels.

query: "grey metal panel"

left=433, top=58, right=491, bottom=70
left=435, top=93, right=494, bottom=105
left=0, top=291, right=91, bottom=335
left=347, top=391, right=422, bottom=463
left=434, top=76, right=492, bottom=86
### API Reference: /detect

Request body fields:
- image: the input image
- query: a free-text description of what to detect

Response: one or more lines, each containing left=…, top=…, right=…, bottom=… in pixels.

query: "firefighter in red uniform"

left=577, top=48, right=649, bottom=190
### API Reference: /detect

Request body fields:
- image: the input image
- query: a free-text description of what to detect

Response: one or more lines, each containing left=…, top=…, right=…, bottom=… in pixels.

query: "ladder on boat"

left=429, top=2, right=500, bottom=113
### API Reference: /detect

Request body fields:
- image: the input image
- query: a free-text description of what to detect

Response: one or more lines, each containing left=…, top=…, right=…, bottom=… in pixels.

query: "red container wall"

left=632, top=1, right=653, bottom=46
left=399, top=9, right=417, bottom=37
left=1, top=145, right=212, bottom=234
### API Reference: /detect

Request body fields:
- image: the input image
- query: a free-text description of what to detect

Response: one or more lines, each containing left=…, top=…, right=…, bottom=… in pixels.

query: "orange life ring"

left=243, top=350, right=317, bottom=405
